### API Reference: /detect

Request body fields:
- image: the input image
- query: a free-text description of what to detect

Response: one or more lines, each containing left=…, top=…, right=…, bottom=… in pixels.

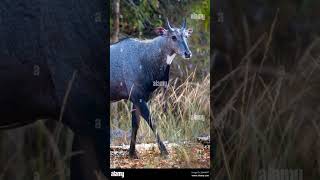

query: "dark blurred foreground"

left=213, top=0, right=320, bottom=179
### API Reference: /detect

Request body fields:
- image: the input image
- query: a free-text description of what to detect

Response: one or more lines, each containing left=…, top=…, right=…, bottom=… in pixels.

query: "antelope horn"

left=181, top=18, right=187, bottom=29
left=166, top=18, right=174, bottom=32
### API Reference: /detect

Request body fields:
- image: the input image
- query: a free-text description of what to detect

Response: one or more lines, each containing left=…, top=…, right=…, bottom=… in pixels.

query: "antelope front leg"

left=129, top=104, right=141, bottom=159
left=136, top=100, right=169, bottom=157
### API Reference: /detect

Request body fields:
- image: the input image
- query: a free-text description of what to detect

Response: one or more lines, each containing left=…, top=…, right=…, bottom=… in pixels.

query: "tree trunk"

left=112, top=0, right=120, bottom=43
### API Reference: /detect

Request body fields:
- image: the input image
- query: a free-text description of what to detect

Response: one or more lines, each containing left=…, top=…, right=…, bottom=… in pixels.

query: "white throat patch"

left=166, top=53, right=176, bottom=65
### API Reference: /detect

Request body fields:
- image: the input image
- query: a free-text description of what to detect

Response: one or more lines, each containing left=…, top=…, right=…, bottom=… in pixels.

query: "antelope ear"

left=186, top=28, right=193, bottom=37
left=155, top=27, right=167, bottom=36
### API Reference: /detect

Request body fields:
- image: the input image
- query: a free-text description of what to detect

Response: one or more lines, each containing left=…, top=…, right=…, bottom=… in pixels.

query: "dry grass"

left=0, top=121, right=74, bottom=180
left=214, top=31, right=320, bottom=179
left=110, top=70, right=210, bottom=168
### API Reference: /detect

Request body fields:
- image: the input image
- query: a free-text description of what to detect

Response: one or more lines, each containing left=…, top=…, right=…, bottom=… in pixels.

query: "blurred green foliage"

left=110, top=0, right=210, bottom=80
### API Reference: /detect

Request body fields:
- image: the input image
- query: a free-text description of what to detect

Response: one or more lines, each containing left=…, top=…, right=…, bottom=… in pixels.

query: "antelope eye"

left=171, top=36, right=177, bottom=41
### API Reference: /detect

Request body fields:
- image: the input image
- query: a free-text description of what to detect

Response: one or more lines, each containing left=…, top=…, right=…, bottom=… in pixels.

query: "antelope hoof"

left=160, top=149, right=169, bottom=158
left=129, top=151, right=139, bottom=159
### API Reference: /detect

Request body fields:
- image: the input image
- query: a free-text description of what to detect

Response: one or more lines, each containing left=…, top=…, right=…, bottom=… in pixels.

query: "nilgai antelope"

left=110, top=18, right=193, bottom=158
left=0, top=0, right=107, bottom=180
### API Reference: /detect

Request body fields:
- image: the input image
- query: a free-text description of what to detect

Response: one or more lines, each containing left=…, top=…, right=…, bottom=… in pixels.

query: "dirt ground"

left=110, top=142, right=210, bottom=168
